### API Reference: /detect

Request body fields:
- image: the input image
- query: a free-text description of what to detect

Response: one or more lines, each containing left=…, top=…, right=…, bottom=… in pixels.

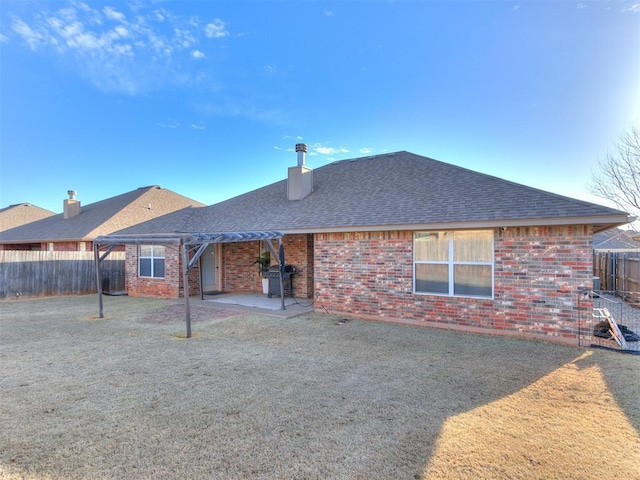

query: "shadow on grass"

left=574, top=349, right=640, bottom=434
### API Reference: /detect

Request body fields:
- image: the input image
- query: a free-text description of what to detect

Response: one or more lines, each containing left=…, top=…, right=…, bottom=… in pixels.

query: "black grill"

left=267, top=265, right=295, bottom=298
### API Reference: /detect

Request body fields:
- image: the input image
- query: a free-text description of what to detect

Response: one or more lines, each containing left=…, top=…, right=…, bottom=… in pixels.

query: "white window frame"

left=413, top=230, right=494, bottom=299
left=139, top=245, right=165, bottom=279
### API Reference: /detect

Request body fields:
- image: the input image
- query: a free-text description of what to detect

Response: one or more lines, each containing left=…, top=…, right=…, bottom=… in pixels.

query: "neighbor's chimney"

left=63, top=190, right=81, bottom=219
left=288, top=144, right=313, bottom=201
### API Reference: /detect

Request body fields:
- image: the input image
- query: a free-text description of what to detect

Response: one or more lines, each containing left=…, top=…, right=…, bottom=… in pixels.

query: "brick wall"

left=282, top=234, right=314, bottom=298
left=221, top=241, right=262, bottom=292
left=125, top=245, right=180, bottom=298
left=45, top=242, right=78, bottom=251
left=314, top=227, right=594, bottom=345
left=220, top=235, right=313, bottom=298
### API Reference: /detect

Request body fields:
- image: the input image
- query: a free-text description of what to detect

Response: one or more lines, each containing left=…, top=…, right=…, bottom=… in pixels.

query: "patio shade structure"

left=93, top=231, right=286, bottom=338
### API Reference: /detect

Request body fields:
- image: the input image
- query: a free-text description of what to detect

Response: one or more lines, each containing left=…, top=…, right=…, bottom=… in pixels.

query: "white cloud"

left=264, top=64, right=276, bottom=74
left=0, top=34, right=8, bottom=43
left=359, top=147, right=373, bottom=154
left=625, top=3, right=640, bottom=12
left=103, top=7, right=126, bottom=22
left=324, top=10, right=334, bottom=17
left=11, top=17, right=44, bottom=50
left=204, top=19, right=228, bottom=38
left=7, top=2, right=231, bottom=94
left=174, top=28, right=197, bottom=48
left=191, top=122, right=206, bottom=130
left=310, top=144, right=350, bottom=156
left=113, top=26, right=129, bottom=38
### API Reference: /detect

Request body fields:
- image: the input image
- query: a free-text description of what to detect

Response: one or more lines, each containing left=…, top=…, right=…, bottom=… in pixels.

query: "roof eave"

left=277, top=215, right=634, bottom=235
left=0, top=236, right=95, bottom=244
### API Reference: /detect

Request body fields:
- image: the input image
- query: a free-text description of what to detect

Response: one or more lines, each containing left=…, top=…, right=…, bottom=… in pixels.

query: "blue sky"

left=1, top=0, right=638, bottom=214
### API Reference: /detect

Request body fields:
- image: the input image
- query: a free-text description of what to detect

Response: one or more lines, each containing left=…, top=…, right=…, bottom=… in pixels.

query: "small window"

left=414, top=230, right=493, bottom=298
left=139, top=245, right=165, bottom=278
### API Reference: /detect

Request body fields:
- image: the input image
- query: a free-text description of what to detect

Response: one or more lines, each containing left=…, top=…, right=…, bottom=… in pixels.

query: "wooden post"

left=199, top=253, right=204, bottom=300
left=182, top=242, right=192, bottom=338
left=93, top=242, right=104, bottom=318
left=279, top=238, right=285, bottom=311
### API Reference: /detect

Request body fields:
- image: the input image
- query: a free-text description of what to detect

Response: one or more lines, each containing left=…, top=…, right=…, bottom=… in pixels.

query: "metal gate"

left=579, top=289, right=640, bottom=352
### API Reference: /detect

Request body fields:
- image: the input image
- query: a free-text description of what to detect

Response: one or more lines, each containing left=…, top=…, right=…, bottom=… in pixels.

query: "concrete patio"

left=196, top=292, right=315, bottom=318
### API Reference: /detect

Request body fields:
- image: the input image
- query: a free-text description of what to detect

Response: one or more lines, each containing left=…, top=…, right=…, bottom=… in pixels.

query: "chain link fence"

left=579, top=289, right=640, bottom=353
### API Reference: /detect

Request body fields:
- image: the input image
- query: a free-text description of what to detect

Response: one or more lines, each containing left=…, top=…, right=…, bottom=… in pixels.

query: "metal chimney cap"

left=295, top=143, right=308, bottom=153
left=67, top=190, right=77, bottom=199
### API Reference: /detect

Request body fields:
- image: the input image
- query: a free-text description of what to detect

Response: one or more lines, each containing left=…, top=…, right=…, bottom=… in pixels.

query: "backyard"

left=0, top=295, right=638, bottom=479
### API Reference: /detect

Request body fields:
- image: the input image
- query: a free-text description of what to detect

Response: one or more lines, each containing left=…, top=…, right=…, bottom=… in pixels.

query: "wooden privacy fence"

left=0, top=251, right=125, bottom=298
left=593, top=251, right=640, bottom=295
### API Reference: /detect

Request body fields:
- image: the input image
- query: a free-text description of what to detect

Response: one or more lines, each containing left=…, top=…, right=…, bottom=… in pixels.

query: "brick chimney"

left=287, top=143, right=313, bottom=200
left=63, top=190, right=81, bottom=219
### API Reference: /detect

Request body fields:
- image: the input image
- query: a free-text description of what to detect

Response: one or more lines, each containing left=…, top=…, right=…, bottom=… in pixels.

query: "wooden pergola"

left=93, top=231, right=286, bottom=338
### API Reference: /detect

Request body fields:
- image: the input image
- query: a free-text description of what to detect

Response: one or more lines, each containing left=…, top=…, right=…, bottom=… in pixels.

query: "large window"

left=414, top=230, right=493, bottom=298
left=139, top=245, right=165, bottom=278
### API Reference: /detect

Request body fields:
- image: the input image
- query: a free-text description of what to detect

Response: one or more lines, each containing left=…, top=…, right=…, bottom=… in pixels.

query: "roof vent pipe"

left=67, top=190, right=77, bottom=200
left=288, top=144, right=313, bottom=201
left=295, top=143, right=307, bottom=167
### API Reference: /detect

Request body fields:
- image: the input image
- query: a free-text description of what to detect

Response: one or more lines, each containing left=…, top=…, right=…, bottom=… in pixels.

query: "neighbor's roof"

left=115, top=151, right=632, bottom=236
left=0, top=203, right=55, bottom=232
left=593, top=228, right=640, bottom=251
left=0, top=186, right=204, bottom=244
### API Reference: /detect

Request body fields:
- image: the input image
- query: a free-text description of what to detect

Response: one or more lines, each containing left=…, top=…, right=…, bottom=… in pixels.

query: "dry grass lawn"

left=1, top=295, right=638, bottom=479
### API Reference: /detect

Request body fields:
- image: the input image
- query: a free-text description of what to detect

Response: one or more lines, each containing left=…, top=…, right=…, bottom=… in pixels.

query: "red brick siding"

left=314, top=227, right=594, bottom=345
left=221, top=241, right=263, bottom=292
left=45, top=242, right=79, bottom=251
left=0, top=241, right=122, bottom=251
left=282, top=234, right=314, bottom=298
left=125, top=245, right=180, bottom=298
left=0, top=243, right=41, bottom=251
left=219, top=235, right=313, bottom=298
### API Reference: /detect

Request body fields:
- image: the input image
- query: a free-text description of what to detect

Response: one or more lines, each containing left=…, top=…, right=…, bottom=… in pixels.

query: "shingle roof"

left=0, top=203, right=55, bottom=232
left=0, top=186, right=204, bottom=243
left=115, top=151, right=631, bottom=235
left=593, top=228, right=640, bottom=250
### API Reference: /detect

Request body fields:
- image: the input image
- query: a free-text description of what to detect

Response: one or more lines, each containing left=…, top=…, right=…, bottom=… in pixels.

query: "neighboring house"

left=0, top=186, right=204, bottom=251
left=0, top=203, right=55, bottom=235
left=593, top=228, right=640, bottom=252
left=98, top=147, right=633, bottom=345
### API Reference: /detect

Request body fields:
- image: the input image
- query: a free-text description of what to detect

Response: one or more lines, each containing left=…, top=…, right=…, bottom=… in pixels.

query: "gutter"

left=275, top=214, right=634, bottom=235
